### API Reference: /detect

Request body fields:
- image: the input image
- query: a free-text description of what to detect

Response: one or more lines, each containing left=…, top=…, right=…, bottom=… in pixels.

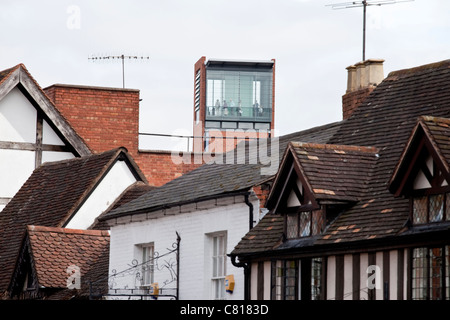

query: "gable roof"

left=267, top=142, right=379, bottom=212
left=100, top=121, right=343, bottom=222
left=389, top=116, right=450, bottom=196
left=0, top=64, right=91, bottom=156
left=232, top=59, right=450, bottom=258
left=0, top=147, right=146, bottom=293
left=9, top=226, right=109, bottom=299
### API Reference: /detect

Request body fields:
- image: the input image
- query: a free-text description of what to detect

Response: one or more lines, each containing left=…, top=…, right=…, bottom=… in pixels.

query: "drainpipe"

left=230, top=192, right=255, bottom=300
left=230, top=255, right=251, bottom=300
left=244, top=193, right=254, bottom=230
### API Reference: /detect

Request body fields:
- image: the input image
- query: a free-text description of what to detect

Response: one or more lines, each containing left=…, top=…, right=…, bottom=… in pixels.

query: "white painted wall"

left=0, top=149, right=35, bottom=198
left=108, top=195, right=258, bottom=300
left=327, top=256, right=336, bottom=299
left=360, top=253, right=369, bottom=300
left=0, top=87, right=76, bottom=212
left=42, top=120, right=66, bottom=145
left=0, top=87, right=36, bottom=143
left=65, top=160, right=137, bottom=229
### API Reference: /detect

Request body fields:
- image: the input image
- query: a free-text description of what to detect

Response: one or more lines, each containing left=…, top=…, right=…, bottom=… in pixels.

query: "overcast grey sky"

left=1, top=0, right=449, bottom=149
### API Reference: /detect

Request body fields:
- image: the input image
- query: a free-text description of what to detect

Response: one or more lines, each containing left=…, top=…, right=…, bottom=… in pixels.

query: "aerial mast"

left=327, top=0, right=413, bottom=61
left=88, top=54, right=149, bottom=88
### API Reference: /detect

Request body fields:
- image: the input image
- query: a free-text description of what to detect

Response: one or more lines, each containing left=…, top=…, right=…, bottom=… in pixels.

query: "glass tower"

left=193, top=57, right=275, bottom=152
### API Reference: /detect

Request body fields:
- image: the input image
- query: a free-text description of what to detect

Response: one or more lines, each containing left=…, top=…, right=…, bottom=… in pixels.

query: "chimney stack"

left=342, top=59, right=384, bottom=119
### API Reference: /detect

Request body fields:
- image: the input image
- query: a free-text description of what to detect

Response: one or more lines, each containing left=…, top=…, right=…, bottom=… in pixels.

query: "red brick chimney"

left=342, top=59, right=384, bottom=120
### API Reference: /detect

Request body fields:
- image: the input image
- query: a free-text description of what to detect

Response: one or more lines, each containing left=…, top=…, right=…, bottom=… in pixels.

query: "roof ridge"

left=419, top=115, right=450, bottom=125
left=27, top=225, right=109, bottom=237
left=387, top=59, right=450, bottom=78
left=290, top=141, right=379, bottom=154
left=40, top=147, right=126, bottom=167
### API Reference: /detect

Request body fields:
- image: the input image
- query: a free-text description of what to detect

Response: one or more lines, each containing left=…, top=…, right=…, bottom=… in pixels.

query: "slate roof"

left=0, top=147, right=145, bottom=293
left=100, top=121, right=342, bottom=221
left=232, top=59, right=450, bottom=258
left=14, top=226, right=110, bottom=299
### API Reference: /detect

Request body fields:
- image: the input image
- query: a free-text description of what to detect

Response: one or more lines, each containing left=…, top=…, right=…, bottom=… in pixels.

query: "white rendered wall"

left=343, top=254, right=353, bottom=300
left=65, top=160, right=137, bottom=229
left=108, top=196, right=258, bottom=300
left=42, top=120, right=65, bottom=145
left=0, top=87, right=76, bottom=211
left=0, top=87, right=37, bottom=143
left=0, top=149, right=35, bottom=199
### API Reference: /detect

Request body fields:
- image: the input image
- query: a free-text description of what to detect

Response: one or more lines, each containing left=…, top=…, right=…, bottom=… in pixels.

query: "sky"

left=1, top=0, right=449, bottom=150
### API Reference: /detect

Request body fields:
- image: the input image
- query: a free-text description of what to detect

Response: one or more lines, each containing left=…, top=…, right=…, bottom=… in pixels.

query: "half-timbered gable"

left=231, top=59, right=450, bottom=301
left=390, top=116, right=450, bottom=199
left=0, top=64, right=91, bottom=211
left=0, top=148, right=147, bottom=296
left=267, top=142, right=379, bottom=243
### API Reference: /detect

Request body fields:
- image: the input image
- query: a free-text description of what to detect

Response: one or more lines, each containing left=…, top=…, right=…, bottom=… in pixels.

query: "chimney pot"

left=342, top=59, right=385, bottom=120
left=346, top=65, right=356, bottom=93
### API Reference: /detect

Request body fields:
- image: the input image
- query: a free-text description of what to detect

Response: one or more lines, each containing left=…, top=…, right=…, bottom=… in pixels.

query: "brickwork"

left=44, top=84, right=202, bottom=187
left=342, top=87, right=374, bottom=120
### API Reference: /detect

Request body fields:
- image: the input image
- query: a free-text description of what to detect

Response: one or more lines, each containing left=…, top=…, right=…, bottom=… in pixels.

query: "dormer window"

left=413, top=193, right=450, bottom=225
left=286, top=209, right=324, bottom=239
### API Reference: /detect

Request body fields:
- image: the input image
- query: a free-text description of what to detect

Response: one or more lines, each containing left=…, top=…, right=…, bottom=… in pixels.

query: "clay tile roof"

left=290, top=142, right=379, bottom=202
left=26, top=225, right=110, bottom=289
left=0, top=148, right=137, bottom=292
left=419, top=116, right=450, bottom=170
left=232, top=59, right=450, bottom=257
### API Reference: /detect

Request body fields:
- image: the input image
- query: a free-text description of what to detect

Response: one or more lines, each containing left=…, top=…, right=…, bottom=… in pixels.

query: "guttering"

left=230, top=254, right=251, bottom=300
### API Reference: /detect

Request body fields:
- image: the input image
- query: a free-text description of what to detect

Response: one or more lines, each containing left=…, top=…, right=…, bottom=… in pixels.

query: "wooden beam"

left=18, top=68, right=91, bottom=156
left=35, top=112, right=43, bottom=167
left=0, top=67, right=20, bottom=102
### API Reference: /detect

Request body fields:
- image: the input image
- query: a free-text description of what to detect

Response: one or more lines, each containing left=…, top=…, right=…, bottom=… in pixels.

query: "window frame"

left=208, top=232, right=227, bottom=300
left=411, top=245, right=450, bottom=300
left=285, top=208, right=325, bottom=239
left=137, top=243, right=155, bottom=287
left=271, top=257, right=324, bottom=300
left=411, top=192, right=450, bottom=225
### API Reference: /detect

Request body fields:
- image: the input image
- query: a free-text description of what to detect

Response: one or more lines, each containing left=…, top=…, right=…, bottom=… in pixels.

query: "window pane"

left=429, top=194, right=444, bottom=222
left=312, top=209, right=324, bottom=235
left=287, top=213, right=299, bottom=239
left=141, top=245, right=154, bottom=285
left=311, top=258, right=322, bottom=300
left=412, top=248, right=428, bottom=300
left=211, top=234, right=226, bottom=299
left=446, top=193, right=450, bottom=221
left=429, top=247, right=443, bottom=300
left=284, top=261, right=297, bottom=300
left=300, top=212, right=311, bottom=237
left=413, top=196, right=427, bottom=224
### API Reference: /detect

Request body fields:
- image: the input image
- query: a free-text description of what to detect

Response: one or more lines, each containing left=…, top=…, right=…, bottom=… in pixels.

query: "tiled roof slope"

left=290, top=142, right=379, bottom=202
left=0, top=148, right=132, bottom=292
left=26, top=226, right=109, bottom=297
left=232, top=59, right=450, bottom=257
left=101, top=122, right=342, bottom=220
left=321, top=60, right=450, bottom=245
left=420, top=116, right=450, bottom=170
